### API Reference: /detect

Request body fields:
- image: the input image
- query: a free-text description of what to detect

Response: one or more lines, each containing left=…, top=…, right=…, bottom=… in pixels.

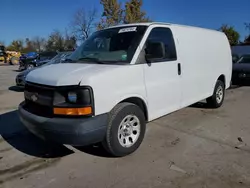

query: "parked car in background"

left=231, top=45, right=250, bottom=57
left=19, top=53, right=27, bottom=64
left=232, top=54, right=239, bottom=64
left=19, top=51, right=58, bottom=71
left=16, top=51, right=73, bottom=87
left=232, top=54, right=250, bottom=85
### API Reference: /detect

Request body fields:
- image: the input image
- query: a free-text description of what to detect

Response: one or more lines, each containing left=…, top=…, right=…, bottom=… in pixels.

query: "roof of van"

left=107, top=22, right=222, bottom=34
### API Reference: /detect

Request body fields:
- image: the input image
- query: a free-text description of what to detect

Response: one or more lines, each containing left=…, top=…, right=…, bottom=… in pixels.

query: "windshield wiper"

left=77, top=57, right=105, bottom=64
left=64, top=58, right=76, bottom=63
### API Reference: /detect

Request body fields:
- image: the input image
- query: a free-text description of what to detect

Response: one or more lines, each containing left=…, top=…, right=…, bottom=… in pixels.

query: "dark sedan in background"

left=16, top=51, right=72, bottom=87
left=232, top=54, right=250, bottom=85
left=19, top=51, right=58, bottom=71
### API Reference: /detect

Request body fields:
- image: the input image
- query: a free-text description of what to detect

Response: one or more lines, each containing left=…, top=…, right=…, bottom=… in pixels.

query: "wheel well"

left=218, top=74, right=225, bottom=86
left=120, top=97, right=148, bottom=121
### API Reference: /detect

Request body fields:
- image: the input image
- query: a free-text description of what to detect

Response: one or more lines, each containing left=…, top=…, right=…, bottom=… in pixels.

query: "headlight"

left=53, top=86, right=94, bottom=116
left=68, top=92, right=77, bottom=103
left=239, top=73, right=246, bottom=78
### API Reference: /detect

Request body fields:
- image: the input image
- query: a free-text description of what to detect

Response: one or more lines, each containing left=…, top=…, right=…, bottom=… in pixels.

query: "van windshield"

left=68, top=26, right=148, bottom=64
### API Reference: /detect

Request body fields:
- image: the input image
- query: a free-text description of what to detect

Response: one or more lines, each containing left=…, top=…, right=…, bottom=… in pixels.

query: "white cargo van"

left=18, top=22, right=232, bottom=157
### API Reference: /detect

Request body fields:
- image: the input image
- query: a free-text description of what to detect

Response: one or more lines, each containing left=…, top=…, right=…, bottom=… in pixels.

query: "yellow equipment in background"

left=0, top=45, right=6, bottom=63
left=6, top=51, right=21, bottom=65
left=0, top=44, right=21, bottom=65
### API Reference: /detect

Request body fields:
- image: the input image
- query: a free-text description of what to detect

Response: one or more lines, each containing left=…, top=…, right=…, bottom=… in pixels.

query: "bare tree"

left=70, top=7, right=97, bottom=41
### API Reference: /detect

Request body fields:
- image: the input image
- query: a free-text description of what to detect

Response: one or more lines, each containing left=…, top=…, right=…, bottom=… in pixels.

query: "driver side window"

left=146, top=27, right=177, bottom=62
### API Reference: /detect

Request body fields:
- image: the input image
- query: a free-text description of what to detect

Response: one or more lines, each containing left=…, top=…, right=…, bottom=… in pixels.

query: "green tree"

left=124, top=0, right=150, bottom=24
left=6, top=40, right=24, bottom=51
left=22, top=38, right=36, bottom=53
left=220, top=24, right=240, bottom=46
left=45, top=30, right=76, bottom=51
left=32, top=36, right=46, bottom=52
left=97, top=0, right=123, bottom=30
left=46, top=30, right=65, bottom=51
left=64, top=29, right=77, bottom=50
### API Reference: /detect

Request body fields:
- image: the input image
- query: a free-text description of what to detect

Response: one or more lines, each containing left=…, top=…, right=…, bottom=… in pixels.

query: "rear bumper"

left=18, top=102, right=108, bottom=146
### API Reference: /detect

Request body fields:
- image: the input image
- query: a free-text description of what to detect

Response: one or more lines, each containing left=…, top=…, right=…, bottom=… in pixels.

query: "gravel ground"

left=1, top=66, right=250, bottom=188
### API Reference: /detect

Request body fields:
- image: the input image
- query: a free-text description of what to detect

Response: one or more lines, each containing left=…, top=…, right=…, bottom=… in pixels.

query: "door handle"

left=178, top=63, right=181, bottom=75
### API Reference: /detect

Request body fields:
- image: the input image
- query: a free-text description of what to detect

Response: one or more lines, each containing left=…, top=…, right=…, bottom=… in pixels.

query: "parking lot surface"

left=1, top=66, right=250, bottom=188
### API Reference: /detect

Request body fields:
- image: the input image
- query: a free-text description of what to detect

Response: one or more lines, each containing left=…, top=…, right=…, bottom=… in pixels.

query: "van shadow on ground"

left=12, top=69, right=21, bottom=72
left=189, top=102, right=211, bottom=109
left=74, top=144, right=114, bottom=158
left=8, top=86, right=24, bottom=92
left=0, top=110, right=73, bottom=158
left=190, top=83, right=250, bottom=109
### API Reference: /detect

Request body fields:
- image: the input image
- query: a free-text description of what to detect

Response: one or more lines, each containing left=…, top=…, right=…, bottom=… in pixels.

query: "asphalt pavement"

left=1, top=66, right=250, bottom=188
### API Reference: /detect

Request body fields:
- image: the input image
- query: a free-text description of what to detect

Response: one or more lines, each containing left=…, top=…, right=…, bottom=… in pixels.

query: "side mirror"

left=145, top=41, right=165, bottom=62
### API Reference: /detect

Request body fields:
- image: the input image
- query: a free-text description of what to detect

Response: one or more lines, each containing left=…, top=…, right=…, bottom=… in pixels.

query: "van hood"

left=26, top=63, right=120, bottom=86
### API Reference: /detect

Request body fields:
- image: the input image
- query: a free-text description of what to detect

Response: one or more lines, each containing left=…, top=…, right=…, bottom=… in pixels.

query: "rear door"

left=142, top=26, right=182, bottom=120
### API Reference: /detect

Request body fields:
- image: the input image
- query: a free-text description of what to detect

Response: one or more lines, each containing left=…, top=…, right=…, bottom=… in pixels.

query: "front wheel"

left=102, top=102, right=146, bottom=157
left=26, top=64, right=34, bottom=70
left=206, top=80, right=225, bottom=108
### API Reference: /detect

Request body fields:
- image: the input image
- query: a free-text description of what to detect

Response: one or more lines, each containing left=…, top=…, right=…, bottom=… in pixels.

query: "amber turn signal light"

left=53, top=107, right=92, bottom=116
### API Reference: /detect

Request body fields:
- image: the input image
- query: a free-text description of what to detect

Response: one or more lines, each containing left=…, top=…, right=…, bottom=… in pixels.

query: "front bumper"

left=18, top=102, right=108, bottom=146
left=19, top=65, right=26, bottom=71
left=16, top=76, right=25, bottom=87
left=232, top=72, right=250, bottom=84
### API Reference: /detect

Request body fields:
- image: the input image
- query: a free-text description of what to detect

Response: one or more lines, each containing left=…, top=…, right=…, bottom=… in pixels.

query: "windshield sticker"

left=118, top=27, right=137, bottom=33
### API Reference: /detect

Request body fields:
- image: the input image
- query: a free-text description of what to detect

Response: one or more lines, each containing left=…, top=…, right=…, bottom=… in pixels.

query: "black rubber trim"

left=18, top=102, right=107, bottom=146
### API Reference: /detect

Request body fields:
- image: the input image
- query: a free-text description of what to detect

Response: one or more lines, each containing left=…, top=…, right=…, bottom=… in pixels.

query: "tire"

left=26, top=64, right=34, bottom=70
left=10, top=57, right=19, bottom=65
left=102, top=102, right=146, bottom=157
left=229, top=80, right=232, bottom=88
left=206, top=80, right=225, bottom=108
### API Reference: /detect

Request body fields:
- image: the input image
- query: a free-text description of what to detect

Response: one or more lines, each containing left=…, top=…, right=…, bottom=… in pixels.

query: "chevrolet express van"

left=18, top=22, right=232, bottom=157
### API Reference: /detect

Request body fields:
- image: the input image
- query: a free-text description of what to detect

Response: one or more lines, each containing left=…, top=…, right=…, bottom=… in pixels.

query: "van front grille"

left=24, top=82, right=55, bottom=117
left=23, top=100, right=53, bottom=117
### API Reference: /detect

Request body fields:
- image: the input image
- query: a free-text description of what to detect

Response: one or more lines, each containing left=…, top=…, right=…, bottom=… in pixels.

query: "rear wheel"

left=206, top=80, right=225, bottom=108
left=102, top=103, right=146, bottom=157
